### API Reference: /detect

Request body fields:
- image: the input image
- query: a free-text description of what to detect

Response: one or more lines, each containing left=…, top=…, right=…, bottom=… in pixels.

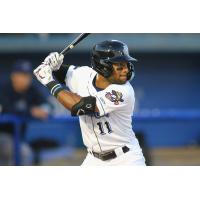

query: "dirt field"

left=150, top=146, right=200, bottom=166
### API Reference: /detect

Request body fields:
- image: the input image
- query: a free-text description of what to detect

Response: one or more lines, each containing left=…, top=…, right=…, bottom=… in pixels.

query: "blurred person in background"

left=0, top=60, right=52, bottom=165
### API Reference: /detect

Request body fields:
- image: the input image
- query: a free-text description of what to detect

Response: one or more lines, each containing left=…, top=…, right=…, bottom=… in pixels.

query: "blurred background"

left=0, top=33, right=200, bottom=166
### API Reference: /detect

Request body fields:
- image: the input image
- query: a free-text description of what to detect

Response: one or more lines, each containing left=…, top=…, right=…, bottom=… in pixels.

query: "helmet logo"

left=86, top=104, right=92, bottom=109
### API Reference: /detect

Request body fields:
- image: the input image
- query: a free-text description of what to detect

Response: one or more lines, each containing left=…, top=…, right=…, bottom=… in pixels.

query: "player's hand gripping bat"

left=40, top=33, right=90, bottom=70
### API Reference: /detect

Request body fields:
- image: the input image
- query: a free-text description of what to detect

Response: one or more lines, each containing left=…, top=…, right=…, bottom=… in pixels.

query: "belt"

left=90, top=146, right=130, bottom=161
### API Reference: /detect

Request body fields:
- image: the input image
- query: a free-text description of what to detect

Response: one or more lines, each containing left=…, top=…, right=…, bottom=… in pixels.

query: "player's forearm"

left=46, top=80, right=99, bottom=115
left=56, top=90, right=82, bottom=111
left=46, top=80, right=81, bottom=111
left=57, top=91, right=99, bottom=114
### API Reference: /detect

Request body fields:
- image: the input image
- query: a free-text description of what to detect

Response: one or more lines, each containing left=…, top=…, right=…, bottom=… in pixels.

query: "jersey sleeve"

left=65, top=65, right=94, bottom=94
left=95, top=84, right=134, bottom=116
left=65, top=65, right=78, bottom=93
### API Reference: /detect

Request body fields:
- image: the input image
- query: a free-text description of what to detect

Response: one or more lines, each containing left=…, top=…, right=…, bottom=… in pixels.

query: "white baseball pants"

left=81, top=146, right=146, bottom=166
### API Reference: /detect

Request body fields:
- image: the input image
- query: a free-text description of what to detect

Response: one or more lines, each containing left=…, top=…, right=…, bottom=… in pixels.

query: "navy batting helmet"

left=91, top=40, right=137, bottom=80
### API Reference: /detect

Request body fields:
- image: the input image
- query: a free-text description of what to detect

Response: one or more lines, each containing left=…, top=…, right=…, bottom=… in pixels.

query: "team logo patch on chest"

left=105, top=90, right=124, bottom=105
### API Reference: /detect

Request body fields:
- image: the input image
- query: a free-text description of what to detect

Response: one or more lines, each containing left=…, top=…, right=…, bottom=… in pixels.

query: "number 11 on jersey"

left=97, top=121, right=113, bottom=135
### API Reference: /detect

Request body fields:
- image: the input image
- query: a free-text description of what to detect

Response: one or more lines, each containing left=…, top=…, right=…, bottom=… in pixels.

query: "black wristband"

left=46, top=81, right=64, bottom=98
left=52, top=65, right=69, bottom=84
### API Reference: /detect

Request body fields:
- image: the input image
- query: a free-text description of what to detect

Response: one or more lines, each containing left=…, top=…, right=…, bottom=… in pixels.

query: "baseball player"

left=33, top=40, right=146, bottom=166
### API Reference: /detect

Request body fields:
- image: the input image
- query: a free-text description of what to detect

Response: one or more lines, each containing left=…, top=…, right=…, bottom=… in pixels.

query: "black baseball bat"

left=60, top=33, right=90, bottom=55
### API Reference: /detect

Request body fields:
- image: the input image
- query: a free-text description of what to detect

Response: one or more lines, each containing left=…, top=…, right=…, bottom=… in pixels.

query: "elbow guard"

left=71, top=96, right=96, bottom=116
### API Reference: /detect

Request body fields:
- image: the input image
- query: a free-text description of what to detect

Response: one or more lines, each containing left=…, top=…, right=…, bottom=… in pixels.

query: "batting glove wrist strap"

left=47, top=81, right=64, bottom=98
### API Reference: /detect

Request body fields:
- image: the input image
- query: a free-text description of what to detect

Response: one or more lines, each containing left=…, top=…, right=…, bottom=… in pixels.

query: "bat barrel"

left=60, top=33, right=90, bottom=55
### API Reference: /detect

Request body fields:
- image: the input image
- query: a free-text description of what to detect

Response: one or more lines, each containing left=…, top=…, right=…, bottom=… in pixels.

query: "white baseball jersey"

left=65, top=65, right=143, bottom=154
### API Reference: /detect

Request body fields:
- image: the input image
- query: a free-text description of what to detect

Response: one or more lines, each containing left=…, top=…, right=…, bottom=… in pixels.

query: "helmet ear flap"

left=91, top=55, right=113, bottom=78
left=91, top=56, right=96, bottom=69
left=127, top=62, right=135, bottom=81
left=101, top=61, right=113, bottom=78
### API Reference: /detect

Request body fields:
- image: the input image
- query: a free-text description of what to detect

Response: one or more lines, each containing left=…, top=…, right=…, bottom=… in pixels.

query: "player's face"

left=108, top=62, right=129, bottom=84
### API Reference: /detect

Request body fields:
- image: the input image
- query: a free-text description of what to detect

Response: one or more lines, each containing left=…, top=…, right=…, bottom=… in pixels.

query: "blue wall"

left=131, top=53, right=200, bottom=147
left=132, top=53, right=200, bottom=110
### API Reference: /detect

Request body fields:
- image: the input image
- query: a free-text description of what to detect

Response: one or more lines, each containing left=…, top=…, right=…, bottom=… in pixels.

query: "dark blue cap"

left=12, top=60, right=33, bottom=74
